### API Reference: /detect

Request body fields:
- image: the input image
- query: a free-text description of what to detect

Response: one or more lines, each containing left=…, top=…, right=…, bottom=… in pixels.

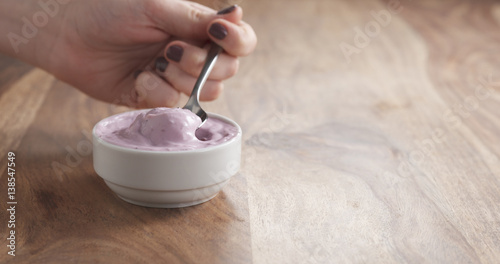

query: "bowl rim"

left=92, top=109, right=242, bottom=155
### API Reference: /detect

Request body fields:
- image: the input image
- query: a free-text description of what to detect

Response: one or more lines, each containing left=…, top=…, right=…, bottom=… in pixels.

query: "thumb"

left=146, top=0, right=216, bottom=40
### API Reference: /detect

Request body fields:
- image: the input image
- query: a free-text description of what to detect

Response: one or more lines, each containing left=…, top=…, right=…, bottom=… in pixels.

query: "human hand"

left=40, top=0, right=256, bottom=108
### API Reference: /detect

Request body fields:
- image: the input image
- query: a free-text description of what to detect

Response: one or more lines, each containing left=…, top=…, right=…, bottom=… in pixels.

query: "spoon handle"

left=186, top=43, right=223, bottom=106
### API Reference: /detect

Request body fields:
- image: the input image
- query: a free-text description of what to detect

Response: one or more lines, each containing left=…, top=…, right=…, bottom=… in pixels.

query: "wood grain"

left=0, top=68, right=54, bottom=177
left=1, top=0, right=500, bottom=263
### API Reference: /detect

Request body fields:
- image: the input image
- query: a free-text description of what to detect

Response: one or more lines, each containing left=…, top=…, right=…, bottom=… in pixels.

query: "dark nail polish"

left=217, top=5, right=237, bottom=15
left=166, top=45, right=184, bottom=62
left=209, top=23, right=228, bottom=40
left=155, top=57, right=168, bottom=72
left=133, top=69, right=143, bottom=79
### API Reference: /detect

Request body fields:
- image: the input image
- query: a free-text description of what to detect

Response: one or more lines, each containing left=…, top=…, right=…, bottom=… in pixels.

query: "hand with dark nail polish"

left=0, top=0, right=256, bottom=108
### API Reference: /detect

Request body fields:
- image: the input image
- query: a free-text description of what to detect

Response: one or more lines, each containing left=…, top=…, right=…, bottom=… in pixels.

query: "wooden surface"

left=2, top=0, right=500, bottom=263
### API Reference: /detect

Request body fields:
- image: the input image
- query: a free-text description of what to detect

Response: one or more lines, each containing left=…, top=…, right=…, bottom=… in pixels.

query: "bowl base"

left=116, top=193, right=218, bottom=208
left=104, top=179, right=229, bottom=208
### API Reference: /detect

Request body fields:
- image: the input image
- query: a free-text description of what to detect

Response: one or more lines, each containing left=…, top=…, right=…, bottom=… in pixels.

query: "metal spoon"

left=183, top=43, right=223, bottom=126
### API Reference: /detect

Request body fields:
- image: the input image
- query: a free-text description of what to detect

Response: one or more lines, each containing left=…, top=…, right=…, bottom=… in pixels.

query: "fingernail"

left=166, top=45, right=184, bottom=62
left=209, top=23, right=228, bottom=40
left=133, top=70, right=143, bottom=79
left=217, top=5, right=237, bottom=15
left=155, top=57, right=168, bottom=72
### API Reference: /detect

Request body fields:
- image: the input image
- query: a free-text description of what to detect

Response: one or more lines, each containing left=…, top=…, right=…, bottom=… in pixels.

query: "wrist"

left=0, top=0, right=71, bottom=69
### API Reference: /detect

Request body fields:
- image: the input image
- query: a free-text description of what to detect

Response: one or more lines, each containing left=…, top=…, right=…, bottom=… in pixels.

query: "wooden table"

left=2, top=0, right=500, bottom=263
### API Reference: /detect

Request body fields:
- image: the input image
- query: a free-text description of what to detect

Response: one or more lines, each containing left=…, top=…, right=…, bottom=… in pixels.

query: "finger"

left=135, top=71, right=180, bottom=108
left=164, top=41, right=239, bottom=80
left=146, top=0, right=216, bottom=40
left=161, top=62, right=224, bottom=101
left=207, top=19, right=257, bottom=56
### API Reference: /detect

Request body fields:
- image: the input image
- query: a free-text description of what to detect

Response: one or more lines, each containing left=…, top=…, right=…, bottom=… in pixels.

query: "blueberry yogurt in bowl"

left=92, top=107, right=241, bottom=208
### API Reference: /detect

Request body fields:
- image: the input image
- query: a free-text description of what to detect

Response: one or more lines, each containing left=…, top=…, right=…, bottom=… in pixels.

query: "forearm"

left=0, top=0, right=70, bottom=68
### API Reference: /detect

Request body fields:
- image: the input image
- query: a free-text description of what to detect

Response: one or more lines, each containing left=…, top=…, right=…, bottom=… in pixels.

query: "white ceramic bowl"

left=92, top=112, right=241, bottom=208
